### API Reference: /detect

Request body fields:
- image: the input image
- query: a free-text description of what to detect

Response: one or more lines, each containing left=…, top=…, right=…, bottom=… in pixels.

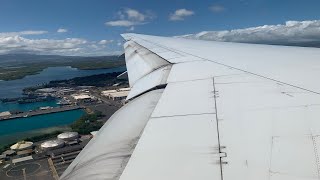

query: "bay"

left=0, top=109, right=85, bottom=145
left=0, top=66, right=126, bottom=98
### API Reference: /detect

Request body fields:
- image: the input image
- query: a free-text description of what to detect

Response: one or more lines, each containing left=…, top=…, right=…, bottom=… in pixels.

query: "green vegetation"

left=0, top=54, right=125, bottom=81
left=0, top=66, right=45, bottom=81
left=51, top=72, right=123, bottom=87
left=23, top=71, right=128, bottom=94
left=46, top=72, right=123, bottom=87
left=70, top=60, right=125, bottom=70
left=70, top=111, right=105, bottom=134
left=23, top=130, right=63, bottom=142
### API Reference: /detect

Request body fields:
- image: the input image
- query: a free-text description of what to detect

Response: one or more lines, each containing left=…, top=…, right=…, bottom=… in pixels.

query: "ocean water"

left=0, top=109, right=85, bottom=144
left=0, top=66, right=126, bottom=98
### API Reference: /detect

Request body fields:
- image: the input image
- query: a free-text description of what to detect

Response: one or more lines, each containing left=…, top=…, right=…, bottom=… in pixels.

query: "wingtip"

left=121, top=33, right=136, bottom=41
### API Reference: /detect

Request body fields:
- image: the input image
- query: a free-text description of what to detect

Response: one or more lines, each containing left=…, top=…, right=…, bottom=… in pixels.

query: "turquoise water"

left=0, top=109, right=84, bottom=137
left=0, top=100, right=59, bottom=112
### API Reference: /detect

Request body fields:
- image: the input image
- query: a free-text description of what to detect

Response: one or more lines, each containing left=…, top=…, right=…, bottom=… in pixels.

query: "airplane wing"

left=61, top=33, right=320, bottom=180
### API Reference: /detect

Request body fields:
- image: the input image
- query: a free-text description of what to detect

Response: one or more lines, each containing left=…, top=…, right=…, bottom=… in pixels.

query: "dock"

left=0, top=106, right=83, bottom=121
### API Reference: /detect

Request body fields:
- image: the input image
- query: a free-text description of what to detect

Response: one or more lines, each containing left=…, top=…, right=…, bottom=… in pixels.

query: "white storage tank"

left=41, top=139, right=64, bottom=150
left=57, top=132, right=79, bottom=141
left=10, top=141, right=33, bottom=151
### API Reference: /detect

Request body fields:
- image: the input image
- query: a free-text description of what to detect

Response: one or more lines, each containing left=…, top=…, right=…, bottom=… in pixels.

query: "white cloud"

left=98, top=39, right=113, bottom=45
left=105, top=8, right=153, bottom=27
left=0, top=31, right=118, bottom=56
left=209, top=5, right=225, bottom=13
left=126, top=9, right=146, bottom=22
left=0, top=30, right=48, bottom=37
left=169, top=9, right=194, bottom=21
left=178, top=20, right=320, bottom=47
left=105, top=20, right=138, bottom=27
left=57, top=28, right=68, bottom=33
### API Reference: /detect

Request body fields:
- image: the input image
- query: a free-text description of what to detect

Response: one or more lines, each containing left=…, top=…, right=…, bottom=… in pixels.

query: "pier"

left=0, top=106, right=83, bottom=121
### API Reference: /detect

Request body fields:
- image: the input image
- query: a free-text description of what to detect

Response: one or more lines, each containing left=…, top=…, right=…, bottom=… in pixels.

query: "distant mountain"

left=0, top=54, right=124, bottom=67
left=0, top=53, right=126, bottom=81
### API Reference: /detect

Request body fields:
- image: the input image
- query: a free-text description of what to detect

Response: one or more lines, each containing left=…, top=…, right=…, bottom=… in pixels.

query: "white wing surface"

left=61, top=33, right=320, bottom=180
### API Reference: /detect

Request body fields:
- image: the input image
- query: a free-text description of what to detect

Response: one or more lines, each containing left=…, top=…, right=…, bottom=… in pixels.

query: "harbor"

left=0, top=105, right=83, bottom=121
left=0, top=66, right=129, bottom=179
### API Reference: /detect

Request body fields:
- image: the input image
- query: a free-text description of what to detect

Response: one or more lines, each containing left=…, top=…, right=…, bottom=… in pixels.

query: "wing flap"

left=126, top=65, right=171, bottom=100
left=124, top=40, right=170, bottom=86
left=119, top=114, right=222, bottom=180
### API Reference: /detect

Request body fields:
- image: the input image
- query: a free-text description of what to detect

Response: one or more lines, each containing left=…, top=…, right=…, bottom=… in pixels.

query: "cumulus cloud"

left=106, top=20, right=137, bottom=27
left=57, top=28, right=68, bottom=33
left=209, top=5, right=225, bottom=13
left=126, top=9, right=146, bottom=22
left=105, top=8, right=153, bottom=27
left=98, top=39, right=113, bottom=45
left=0, top=30, right=116, bottom=56
left=179, top=20, right=320, bottom=47
left=169, top=9, right=194, bottom=21
left=0, top=30, right=48, bottom=37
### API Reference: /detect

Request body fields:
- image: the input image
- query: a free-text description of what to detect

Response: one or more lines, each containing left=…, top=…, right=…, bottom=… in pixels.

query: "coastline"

left=0, top=66, right=126, bottom=98
left=0, top=125, right=72, bottom=146
left=0, top=58, right=125, bottom=81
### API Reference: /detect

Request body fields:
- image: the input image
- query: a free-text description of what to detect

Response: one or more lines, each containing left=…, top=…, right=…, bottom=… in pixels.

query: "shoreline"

left=0, top=66, right=126, bottom=99
left=0, top=125, right=72, bottom=147
left=0, top=64, right=125, bottom=81
left=0, top=109, right=86, bottom=151
left=0, top=105, right=83, bottom=121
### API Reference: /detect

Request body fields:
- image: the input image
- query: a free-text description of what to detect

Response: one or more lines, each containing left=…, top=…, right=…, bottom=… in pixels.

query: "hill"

left=0, top=54, right=125, bottom=81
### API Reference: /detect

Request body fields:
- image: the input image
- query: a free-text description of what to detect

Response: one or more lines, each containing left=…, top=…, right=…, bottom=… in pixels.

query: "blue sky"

left=0, top=0, right=320, bottom=55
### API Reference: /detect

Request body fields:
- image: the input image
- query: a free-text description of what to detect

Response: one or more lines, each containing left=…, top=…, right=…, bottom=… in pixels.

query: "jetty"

left=0, top=105, right=83, bottom=121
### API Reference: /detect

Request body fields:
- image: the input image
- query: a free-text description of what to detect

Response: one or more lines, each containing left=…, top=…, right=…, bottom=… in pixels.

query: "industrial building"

left=0, top=111, right=11, bottom=117
left=10, top=141, right=33, bottom=151
left=57, top=132, right=79, bottom=142
left=101, top=87, right=130, bottom=101
left=2, top=150, right=16, bottom=156
left=71, top=93, right=96, bottom=103
left=16, top=149, right=33, bottom=157
left=36, top=88, right=56, bottom=93
left=71, top=94, right=92, bottom=100
left=49, top=144, right=86, bottom=177
left=41, top=139, right=65, bottom=150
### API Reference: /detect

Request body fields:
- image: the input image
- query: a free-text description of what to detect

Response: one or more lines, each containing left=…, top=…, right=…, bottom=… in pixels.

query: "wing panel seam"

left=213, top=77, right=224, bottom=180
